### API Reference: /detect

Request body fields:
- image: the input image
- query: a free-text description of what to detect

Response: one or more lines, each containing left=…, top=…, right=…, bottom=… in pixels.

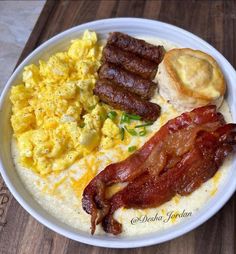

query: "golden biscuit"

left=156, top=48, right=226, bottom=111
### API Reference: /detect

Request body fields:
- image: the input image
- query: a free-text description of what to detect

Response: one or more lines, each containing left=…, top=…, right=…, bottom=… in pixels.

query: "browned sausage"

left=102, top=45, right=157, bottom=80
left=94, top=79, right=161, bottom=121
left=98, top=63, right=157, bottom=100
left=107, top=32, right=165, bottom=64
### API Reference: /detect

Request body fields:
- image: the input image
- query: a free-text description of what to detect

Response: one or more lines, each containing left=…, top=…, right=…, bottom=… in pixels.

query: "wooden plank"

left=0, top=0, right=235, bottom=253
left=16, top=0, right=56, bottom=66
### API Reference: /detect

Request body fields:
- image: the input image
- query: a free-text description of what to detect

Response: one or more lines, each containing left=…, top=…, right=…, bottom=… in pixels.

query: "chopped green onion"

left=135, top=122, right=153, bottom=128
left=139, top=128, right=147, bottom=136
left=88, top=105, right=96, bottom=111
left=125, top=113, right=141, bottom=120
left=120, top=127, right=125, bottom=141
left=107, top=111, right=117, bottom=120
left=124, top=126, right=138, bottom=136
left=120, top=113, right=130, bottom=124
left=79, top=123, right=85, bottom=128
left=120, top=113, right=141, bottom=124
left=128, top=146, right=137, bottom=152
left=99, top=113, right=107, bottom=122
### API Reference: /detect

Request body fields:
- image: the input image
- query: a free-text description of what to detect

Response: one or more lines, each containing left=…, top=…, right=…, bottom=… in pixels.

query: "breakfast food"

left=99, top=63, right=156, bottom=99
left=102, top=45, right=158, bottom=80
left=82, top=106, right=236, bottom=234
left=157, top=48, right=226, bottom=112
left=107, top=32, right=165, bottom=64
left=10, top=30, right=106, bottom=174
left=94, top=79, right=161, bottom=121
left=10, top=30, right=235, bottom=238
left=96, top=32, right=163, bottom=121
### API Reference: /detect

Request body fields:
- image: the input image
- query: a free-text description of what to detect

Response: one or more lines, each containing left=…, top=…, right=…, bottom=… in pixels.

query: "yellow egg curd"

left=10, top=30, right=124, bottom=175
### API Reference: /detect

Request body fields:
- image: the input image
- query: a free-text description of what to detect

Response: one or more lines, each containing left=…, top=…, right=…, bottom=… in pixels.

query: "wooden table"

left=0, top=0, right=235, bottom=253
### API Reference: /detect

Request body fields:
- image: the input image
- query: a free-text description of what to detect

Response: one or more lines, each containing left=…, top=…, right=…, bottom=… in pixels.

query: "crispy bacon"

left=82, top=106, right=235, bottom=235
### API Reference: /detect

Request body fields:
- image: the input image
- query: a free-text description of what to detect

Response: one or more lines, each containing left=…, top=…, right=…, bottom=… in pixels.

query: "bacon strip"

left=102, top=124, right=236, bottom=234
left=82, top=106, right=234, bottom=235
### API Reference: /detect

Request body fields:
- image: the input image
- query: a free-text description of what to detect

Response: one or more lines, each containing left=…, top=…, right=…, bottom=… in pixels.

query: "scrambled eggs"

left=10, top=30, right=122, bottom=175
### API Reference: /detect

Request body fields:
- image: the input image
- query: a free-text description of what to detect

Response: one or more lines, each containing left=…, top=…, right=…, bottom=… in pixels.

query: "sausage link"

left=99, top=63, right=157, bottom=100
left=94, top=79, right=161, bottom=121
left=102, top=45, right=157, bottom=80
left=107, top=32, right=165, bottom=64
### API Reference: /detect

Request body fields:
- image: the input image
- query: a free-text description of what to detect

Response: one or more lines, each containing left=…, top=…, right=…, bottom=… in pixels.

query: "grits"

left=11, top=37, right=233, bottom=236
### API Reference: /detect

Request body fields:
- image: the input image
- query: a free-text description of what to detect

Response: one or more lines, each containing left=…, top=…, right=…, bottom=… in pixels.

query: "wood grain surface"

left=1, top=0, right=235, bottom=253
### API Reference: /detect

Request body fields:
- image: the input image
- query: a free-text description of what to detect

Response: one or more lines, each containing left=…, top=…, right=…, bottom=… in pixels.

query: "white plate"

left=0, top=18, right=236, bottom=248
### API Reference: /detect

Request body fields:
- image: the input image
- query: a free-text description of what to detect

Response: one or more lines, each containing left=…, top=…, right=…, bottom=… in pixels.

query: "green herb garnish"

left=120, top=127, right=125, bottom=141
left=125, top=113, right=141, bottom=120
left=107, top=111, right=117, bottom=120
left=120, top=113, right=141, bottom=124
left=79, top=123, right=85, bottom=128
left=120, top=113, right=130, bottom=124
left=139, top=128, right=147, bottom=136
left=88, top=105, right=96, bottom=111
left=99, top=113, right=107, bottom=122
left=135, top=122, right=153, bottom=128
left=128, top=146, right=137, bottom=152
left=124, top=126, right=138, bottom=136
